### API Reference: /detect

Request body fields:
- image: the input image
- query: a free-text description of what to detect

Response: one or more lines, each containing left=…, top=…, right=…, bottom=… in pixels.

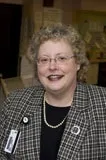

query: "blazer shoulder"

left=86, top=84, right=106, bottom=96
left=0, top=86, right=44, bottom=128
left=0, top=86, right=44, bottom=118
left=6, top=85, right=44, bottom=101
left=82, top=83, right=106, bottom=106
left=77, top=83, right=106, bottom=103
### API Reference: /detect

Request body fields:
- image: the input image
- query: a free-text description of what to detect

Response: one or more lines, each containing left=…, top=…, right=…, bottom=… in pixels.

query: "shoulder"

left=85, top=83, right=106, bottom=97
left=76, top=83, right=106, bottom=107
left=78, top=82, right=106, bottom=96
left=6, top=85, right=45, bottom=102
left=0, top=86, right=45, bottom=118
left=77, top=83, right=106, bottom=110
left=77, top=83, right=106, bottom=122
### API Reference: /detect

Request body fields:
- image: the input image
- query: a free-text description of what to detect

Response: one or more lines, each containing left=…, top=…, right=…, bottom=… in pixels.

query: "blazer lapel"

left=14, top=89, right=44, bottom=160
left=24, top=91, right=43, bottom=160
left=57, top=83, right=90, bottom=160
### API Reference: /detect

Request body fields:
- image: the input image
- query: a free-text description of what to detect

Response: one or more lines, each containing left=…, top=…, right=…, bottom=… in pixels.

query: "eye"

left=39, top=57, right=49, bottom=64
left=57, top=56, right=68, bottom=62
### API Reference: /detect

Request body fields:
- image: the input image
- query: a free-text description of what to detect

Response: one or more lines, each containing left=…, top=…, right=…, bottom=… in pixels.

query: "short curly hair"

left=27, top=23, right=89, bottom=82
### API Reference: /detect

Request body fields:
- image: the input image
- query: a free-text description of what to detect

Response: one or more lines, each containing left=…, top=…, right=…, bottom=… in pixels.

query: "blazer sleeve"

left=0, top=96, right=11, bottom=159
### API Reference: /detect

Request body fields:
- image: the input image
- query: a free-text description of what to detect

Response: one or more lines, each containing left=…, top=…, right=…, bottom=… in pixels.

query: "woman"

left=0, top=23, right=106, bottom=160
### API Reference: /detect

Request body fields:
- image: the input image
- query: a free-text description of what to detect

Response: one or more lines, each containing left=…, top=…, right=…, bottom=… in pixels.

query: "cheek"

left=37, top=66, right=47, bottom=77
left=63, top=63, right=78, bottom=73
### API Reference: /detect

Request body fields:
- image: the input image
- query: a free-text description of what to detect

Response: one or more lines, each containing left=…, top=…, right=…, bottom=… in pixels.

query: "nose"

left=48, top=59, right=58, bottom=69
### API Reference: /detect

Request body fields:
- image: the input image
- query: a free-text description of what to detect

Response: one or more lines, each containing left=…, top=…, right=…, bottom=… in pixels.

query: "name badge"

left=4, top=129, right=20, bottom=154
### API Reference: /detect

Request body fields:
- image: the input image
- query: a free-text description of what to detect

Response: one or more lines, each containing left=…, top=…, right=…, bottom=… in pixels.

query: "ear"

left=77, top=64, right=80, bottom=71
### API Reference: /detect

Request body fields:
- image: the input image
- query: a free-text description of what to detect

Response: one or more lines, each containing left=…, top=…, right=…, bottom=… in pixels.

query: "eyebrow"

left=39, top=52, right=71, bottom=57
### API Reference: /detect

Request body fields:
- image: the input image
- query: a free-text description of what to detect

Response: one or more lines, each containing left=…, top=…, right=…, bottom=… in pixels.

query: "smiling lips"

left=48, top=75, right=64, bottom=81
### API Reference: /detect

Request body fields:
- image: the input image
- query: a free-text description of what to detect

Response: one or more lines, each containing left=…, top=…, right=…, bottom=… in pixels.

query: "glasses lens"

left=57, top=56, right=68, bottom=64
left=38, top=57, right=49, bottom=65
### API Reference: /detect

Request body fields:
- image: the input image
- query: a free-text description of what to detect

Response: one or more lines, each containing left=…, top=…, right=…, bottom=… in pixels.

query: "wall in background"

left=81, top=0, right=106, bottom=11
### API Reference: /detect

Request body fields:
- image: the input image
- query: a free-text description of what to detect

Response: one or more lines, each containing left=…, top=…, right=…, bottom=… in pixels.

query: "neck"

left=45, top=84, right=76, bottom=107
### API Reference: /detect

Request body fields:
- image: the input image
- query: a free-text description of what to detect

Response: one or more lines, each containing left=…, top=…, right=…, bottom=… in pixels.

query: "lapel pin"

left=23, top=116, right=29, bottom=124
left=71, top=125, right=80, bottom=135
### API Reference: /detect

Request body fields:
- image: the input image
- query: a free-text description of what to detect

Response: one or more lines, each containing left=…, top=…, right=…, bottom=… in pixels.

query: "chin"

left=47, top=86, right=64, bottom=93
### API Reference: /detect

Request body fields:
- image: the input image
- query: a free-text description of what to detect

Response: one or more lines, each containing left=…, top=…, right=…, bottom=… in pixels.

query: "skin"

left=37, top=39, right=80, bottom=107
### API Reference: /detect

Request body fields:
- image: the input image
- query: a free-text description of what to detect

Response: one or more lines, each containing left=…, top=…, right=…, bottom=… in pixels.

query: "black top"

left=40, top=102, right=70, bottom=160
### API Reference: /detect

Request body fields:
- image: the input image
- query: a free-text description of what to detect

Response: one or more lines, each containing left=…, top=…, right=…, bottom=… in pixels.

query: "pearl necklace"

left=43, top=94, right=68, bottom=129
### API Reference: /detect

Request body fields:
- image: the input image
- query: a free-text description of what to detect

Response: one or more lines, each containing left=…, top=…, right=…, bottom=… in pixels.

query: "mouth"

left=47, top=75, right=64, bottom=81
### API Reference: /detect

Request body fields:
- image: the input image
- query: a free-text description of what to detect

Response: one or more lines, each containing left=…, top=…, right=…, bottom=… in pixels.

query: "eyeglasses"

left=37, top=55, right=75, bottom=66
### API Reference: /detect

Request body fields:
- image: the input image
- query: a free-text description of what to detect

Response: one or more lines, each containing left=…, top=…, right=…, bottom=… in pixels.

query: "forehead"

left=38, top=39, right=73, bottom=55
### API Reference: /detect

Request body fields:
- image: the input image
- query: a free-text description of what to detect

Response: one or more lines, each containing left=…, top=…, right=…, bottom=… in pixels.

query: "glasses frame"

left=36, top=55, right=75, bottom=66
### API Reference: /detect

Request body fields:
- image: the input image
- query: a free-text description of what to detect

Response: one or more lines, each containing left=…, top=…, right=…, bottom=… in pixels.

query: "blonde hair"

left=27, top=23, right=89, bottom=82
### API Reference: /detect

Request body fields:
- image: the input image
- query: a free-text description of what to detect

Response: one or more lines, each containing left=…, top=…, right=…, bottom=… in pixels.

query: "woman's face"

left=37, top=40, right=80, bottom=95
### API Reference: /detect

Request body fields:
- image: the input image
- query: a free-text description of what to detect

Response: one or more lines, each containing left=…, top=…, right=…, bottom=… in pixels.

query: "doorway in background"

left=0, top=3, right=22, bottom=78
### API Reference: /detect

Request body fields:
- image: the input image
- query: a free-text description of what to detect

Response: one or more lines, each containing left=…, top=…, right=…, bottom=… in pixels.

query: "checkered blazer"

left=0, top=83, right=106, bottom=160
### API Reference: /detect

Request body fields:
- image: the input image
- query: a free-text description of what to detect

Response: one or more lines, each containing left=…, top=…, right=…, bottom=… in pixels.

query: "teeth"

left=48, top=75, right=59, bottom=78
left=50, top=75, right=58, bottom=78
left=48, top=75, right=63, bottom=80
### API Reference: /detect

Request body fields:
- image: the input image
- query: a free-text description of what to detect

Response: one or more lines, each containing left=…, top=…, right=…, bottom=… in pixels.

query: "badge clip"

left=4, top=129, right=20, bottom=154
